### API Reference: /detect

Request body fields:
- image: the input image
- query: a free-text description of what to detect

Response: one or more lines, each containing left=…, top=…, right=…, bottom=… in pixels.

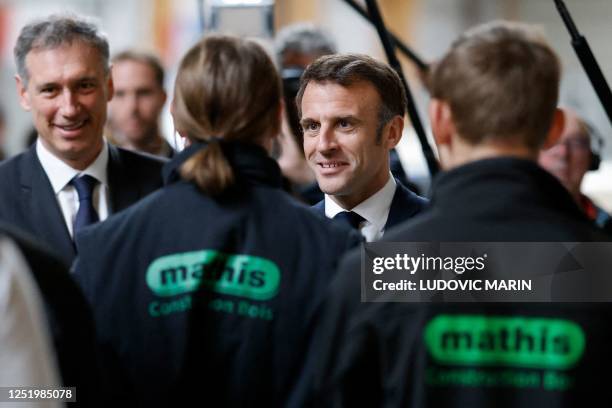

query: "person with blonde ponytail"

left=72, top=34, right=361, bottom=406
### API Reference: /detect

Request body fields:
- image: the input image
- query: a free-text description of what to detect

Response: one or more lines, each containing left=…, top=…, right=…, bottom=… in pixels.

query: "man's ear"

left=383, top=115, right=404, bottom=149
left=15, top=75, right=31, bottom=111
left=542, top=108, right=564, bottom=149
left=429, top=98, right=455, bottom=147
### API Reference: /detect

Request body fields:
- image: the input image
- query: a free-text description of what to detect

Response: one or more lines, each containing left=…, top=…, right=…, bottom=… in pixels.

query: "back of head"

left=429, top=20, right=560, bottom=150
left=296, top=53, right=406, bottom=135
left=14, top=14, right=109, bottom=86
left=172, top=34, right=282, bottom=196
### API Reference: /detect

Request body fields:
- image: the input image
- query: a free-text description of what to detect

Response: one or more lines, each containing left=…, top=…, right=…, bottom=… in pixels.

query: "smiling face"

left=16, top=41, right=113, bottom=170
left=301, top=80, right=401, bottom=209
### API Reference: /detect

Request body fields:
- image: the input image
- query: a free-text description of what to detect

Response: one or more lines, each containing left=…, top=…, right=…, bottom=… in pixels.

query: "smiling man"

left=297, top=53, right=427, bottom=241
left=0, top=15, right=165, bottom=265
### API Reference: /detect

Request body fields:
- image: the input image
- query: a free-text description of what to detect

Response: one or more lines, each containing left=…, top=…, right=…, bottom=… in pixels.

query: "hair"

left=296, top=53, right=406, bottom=142
left=428, top=20, right=561, bottom=150
left=275, top=22, right=337, bottom=67
left=173, top=34, right=282, bottom=196
left=112, top=50, right=165, bottom=87
left=14, top=14, right=110, bottom=86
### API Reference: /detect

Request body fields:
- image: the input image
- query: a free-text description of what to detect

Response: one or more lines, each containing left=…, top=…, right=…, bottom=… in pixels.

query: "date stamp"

left=0, top=387, right=76, bottom=402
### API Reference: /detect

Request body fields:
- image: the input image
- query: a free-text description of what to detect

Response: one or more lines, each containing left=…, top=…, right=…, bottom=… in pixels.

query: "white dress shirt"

left=36, top=139, right=110, bottom=238
left=324, top=174, right=397, bottom=242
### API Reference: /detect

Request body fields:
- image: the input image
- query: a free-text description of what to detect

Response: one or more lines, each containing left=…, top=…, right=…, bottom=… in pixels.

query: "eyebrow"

left=300, top=115, right=362, bottom=127
left=330, top=115, right=363, bottom=128
left=74, top=76, right=101, bottom=84
left=300, top=118, right=317, bottom=128
left=35, top=82, right=58, bottom=91
left=335, top=115, right=360, bottom=123
left=35, top=76, right=100, bottom=91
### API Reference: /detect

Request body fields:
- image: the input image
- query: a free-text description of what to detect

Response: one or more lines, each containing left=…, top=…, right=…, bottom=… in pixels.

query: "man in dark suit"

left=0, top=14, right=164, bottom=265
left=296, top=53, right=427, bottom=241
left=300, top=22, right=612, bottom=408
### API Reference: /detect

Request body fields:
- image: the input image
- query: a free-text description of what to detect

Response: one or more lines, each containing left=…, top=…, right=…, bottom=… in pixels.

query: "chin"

left=319, top=183, right=349, bottom=196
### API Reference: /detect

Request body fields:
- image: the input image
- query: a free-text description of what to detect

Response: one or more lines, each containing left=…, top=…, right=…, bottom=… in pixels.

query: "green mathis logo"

left=146, top=250, right=281, bottom=301
left=424, top=315, right=585, bottom=370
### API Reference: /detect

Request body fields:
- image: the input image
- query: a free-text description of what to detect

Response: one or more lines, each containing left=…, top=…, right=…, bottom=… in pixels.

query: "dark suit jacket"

left=0, top=144, right=165, bottom=265
left=312, top=178, right=428, bottom=232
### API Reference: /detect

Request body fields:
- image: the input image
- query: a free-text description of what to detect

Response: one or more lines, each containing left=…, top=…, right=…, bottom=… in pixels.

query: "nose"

left=125, top=93, right=138, bottom=114
left=316, top=125, right=338, bottom=153
left=58, top=89, right=80, bottom=118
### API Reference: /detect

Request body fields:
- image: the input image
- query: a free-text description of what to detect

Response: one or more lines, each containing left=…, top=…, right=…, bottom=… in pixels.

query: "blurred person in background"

left=0, top=235, right=62, bottom=408
left=0, top=221, right=97, bottom=406
left=73, top=34, right=360, bottom=406
left=107, top=50, right=174, bottom=158
left=276, top=22, right=337, bottom=71
left=539, top=107, right=612, bottom=234
left=275, top=23, right=337, bottom=204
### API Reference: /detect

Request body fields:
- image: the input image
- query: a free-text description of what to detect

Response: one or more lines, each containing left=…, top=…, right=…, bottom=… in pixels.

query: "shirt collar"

left=325, top=174, right=397, bottom=229
left=36, top=138, right=109, bottom=193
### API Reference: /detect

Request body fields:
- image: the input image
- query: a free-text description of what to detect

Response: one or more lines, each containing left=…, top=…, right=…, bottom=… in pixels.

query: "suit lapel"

left=107, top=144, right=139, bottom=213
left=385, top=182, right=421, bottom=230
left=312, top=199, right=326, bottom=216
left=20, top=147, right=75, bottom=263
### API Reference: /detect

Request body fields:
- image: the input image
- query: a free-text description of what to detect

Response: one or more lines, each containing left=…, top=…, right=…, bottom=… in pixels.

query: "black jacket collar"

left=430, top=157, right=587, bottom=220
left=162, top=140, right=283, bottom=189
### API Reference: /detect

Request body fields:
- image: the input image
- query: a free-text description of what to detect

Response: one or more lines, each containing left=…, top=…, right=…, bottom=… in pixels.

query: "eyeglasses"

left=546, top=137, right=590, bottom=152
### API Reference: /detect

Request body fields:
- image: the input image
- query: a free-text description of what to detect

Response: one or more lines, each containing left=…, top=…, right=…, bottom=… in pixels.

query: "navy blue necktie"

left=72, top=174, right=100, bottom=236
left=333, top=211, right=365, bottom=230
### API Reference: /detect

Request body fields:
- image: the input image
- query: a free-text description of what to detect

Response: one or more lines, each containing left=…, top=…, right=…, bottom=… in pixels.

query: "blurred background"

left=0, top=0, right=610, bottom=207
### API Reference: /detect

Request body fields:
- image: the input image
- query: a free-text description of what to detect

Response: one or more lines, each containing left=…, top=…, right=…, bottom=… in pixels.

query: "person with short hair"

left=0, top=14, right=165, bottom=265
left=300, top=21, right=611, bottom=407
left=297, top=53, right=427, bottom=241
left=275, top=22, right=337, bottom=69
left=73, top=34, right=360, bottom=406
left=108, top=50, right=173, bottom=158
